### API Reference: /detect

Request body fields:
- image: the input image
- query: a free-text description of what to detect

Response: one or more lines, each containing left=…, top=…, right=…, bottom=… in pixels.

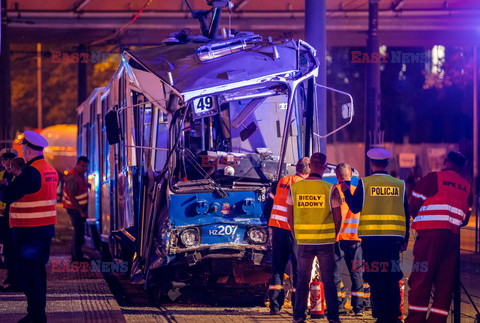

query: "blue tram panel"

left=169, top=191, right=267, bottom=248
left=169, top=192, right=266, bottom=227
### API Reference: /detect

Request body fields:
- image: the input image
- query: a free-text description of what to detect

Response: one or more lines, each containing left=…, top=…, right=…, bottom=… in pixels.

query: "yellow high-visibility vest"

left=291, top=179, right=335, bottom=245
left=360, top=174, right=406, bottom=238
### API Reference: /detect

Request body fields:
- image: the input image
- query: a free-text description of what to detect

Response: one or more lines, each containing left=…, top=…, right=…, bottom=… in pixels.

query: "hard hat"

left=367, top=148, right=392, bottom=160
left=21, top=130, right=49, bottom=151
left=0, top=147, right=18, bottom=159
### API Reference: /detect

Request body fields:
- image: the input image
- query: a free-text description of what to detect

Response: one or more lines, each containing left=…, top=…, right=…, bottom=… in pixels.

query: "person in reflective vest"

left=288, top=153, right=342, bottom=323
left=63, top=156, right=90, bottom=262
left=331, top=163, right=365, bottom=316
left=406, top=151, right=472, bottom=323
left=342, top=148, right=409, bottom=323
left=267, top=157, right=310, bottom=315
left=1, top=131, right=59, bottom=323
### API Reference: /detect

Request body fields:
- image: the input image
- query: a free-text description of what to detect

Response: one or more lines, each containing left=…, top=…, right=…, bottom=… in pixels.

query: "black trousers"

left=268, top=227, right=297, bottom=312
left=67, top=209, right=86, bottom=260
left=12, top=224, right=54, bottom=323
left=294, top=244, right=339, bottom=321
left=0, top=214, right=19, bottom=287
left=362, top=236, right=403, bottom=322
left=334, top=240, right=365, bottom=313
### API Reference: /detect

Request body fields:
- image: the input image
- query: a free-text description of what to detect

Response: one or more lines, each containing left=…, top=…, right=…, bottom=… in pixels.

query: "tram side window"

left=117, top=75, right=128, bottom=171
left=153, top=109, right=168, bottom=172
left=150, top=83, right=171, bottom=173
left=77, top=113, right=84, bottom=155
left=100, top=96, right=109, bottom=179
left=131, top=91, right=152, bottom=147
left=131, top=91, right=155, bottom=170
left=88, top=101, right=98, bottom=174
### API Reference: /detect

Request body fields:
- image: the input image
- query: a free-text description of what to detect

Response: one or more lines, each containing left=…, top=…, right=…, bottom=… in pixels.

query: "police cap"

left=0, top=147, right=18, bottom=159
left=21, top=130, right=49, bottom=151
left=446, top=151, right=466, bottom=167
left=367, top=148, right=392, bottom=161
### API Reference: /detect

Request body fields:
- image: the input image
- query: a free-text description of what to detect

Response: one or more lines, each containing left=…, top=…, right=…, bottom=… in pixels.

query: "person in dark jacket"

left=2, top=131, right=59, bottom=323
left=62, top=156, right=90, bottom=262
left=0, top=148, right=20, bottom=292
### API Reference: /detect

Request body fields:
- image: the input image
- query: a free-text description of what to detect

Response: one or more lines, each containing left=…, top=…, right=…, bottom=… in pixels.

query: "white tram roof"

left=124, top=33, right=311, bottom=96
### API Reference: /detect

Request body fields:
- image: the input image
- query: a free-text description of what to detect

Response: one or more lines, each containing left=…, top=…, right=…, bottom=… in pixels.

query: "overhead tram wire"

left=326, top=0, right=368, bottom=21
left=89, top=0, right=155, bottom=47
left=13, top=0, right=370, bottom=62
left=89, top=0, right=368, bottom=47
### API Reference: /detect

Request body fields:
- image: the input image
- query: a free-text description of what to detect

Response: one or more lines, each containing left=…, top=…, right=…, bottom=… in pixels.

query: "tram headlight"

left=246, top=227, right=268, bottom=244
left=180, top=228, right=200, bottom=248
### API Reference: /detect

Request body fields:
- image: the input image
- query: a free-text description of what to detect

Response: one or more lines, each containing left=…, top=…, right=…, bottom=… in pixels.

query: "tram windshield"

left=172, top=83, right=307, bottom=189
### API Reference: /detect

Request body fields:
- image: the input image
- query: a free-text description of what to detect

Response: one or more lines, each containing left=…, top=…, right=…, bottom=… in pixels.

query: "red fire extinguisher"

left=309, top=278, right=325, bottom=318
left=399, top=280, right=405, bottom=319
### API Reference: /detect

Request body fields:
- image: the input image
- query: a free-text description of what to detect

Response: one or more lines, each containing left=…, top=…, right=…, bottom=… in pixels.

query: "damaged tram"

left=77, top=5, right=353, bottom=302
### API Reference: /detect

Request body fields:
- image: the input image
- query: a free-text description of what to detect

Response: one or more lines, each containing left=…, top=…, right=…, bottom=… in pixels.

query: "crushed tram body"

left=77, top=4, right=353, bottom=302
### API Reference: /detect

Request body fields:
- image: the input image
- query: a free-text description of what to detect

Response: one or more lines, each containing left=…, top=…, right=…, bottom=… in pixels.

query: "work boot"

left=270, top=308, right=280, bottom=315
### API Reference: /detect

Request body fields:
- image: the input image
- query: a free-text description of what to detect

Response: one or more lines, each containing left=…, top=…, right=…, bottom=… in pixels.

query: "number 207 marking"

left=209, top=225, right=238, bottom=236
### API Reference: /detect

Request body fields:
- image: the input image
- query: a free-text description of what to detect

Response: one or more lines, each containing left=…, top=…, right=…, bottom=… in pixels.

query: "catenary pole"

left=78, top=44, right=87, bottom=106
left=37, top=43, right=43, bottom=129
left=0, top=0, right=11, bottom=147
left=305, top=0, right=327, bottom=154
left=473, top=46, right=479, bottom=254
left=365, top=0, right=381, bottom=175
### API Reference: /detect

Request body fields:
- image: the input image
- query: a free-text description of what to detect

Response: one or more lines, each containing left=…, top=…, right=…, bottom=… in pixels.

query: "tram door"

left=100, top=92, right=114, bottom=241
left=115, top=76, right=135, bottom=233
left=87, top=96, right=101, bottom=223
left=85, top=94, right=102, bottom=249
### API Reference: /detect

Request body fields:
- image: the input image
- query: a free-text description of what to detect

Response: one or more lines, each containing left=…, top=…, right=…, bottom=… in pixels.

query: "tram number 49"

left=195, top=97, right=213, bottom=111
left=209, top=225, right=238, bottom=236
left=193, top=96, right=217, bottom=119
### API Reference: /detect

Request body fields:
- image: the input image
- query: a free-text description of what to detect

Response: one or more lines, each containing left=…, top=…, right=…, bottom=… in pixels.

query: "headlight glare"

left=246, top=227, right=268, bottom=244
left=180, top=228, right=200, bottom=247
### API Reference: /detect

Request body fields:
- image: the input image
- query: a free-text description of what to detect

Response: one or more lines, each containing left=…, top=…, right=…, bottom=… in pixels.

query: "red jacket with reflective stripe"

left=63, top=168, right=88, bottom=210
left=9, top=159, right=59, bottom=227
left=335, top=184, right=361, bottom=241
left=412, top=170, right=470, bottom=234
left=268, top=174, right=304, bottom=231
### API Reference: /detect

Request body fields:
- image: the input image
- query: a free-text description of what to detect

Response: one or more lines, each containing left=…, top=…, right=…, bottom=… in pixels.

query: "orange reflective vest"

left=268, top=174, right=305, bottom=231
left=9, top=158, right=59, bottom=227
left=63, top=168, right=88, bottom=210
left=412, top=170, right=470, bottom=234
left=335, top=183, right=361, bottom=242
